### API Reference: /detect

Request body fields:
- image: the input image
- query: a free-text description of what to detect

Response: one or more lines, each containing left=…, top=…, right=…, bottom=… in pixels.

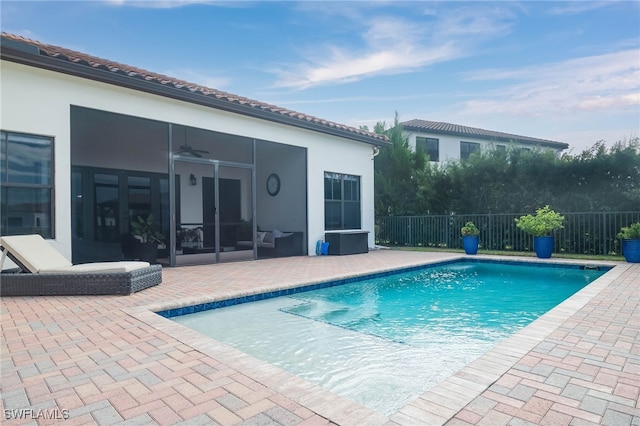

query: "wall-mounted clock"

left=266, top=173, right=280, bottom=196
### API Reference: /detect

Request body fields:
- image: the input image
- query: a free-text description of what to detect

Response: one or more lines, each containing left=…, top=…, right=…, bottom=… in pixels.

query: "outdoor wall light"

left=190, top=174, right=197, bottom=186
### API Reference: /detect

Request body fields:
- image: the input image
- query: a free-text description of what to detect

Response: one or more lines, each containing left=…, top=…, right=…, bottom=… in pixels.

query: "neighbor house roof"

left=401, top=119, right=569, bottom=150
left=1, top=33, right=388, bottom=146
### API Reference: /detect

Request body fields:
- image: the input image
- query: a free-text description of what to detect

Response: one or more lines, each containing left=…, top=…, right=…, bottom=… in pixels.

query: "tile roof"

left=401, top=119, right=569, bottom=149
left=1, top=33, right=388, bottom=145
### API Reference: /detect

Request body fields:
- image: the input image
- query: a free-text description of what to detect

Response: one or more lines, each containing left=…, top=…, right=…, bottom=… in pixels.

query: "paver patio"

left=1, top=250, right=638, bottom=425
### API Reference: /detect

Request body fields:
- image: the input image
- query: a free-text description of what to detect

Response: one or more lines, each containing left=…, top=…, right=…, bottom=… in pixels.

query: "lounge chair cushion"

left=1, top=235, right=150, bottom=274
left=1, top=235, right=72, bottom=273
left=41, top=261, right=151, bottom=274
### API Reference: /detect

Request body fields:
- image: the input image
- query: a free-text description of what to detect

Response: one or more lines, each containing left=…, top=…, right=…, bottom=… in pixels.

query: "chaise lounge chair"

left=0, top=235, right=162, bottom=296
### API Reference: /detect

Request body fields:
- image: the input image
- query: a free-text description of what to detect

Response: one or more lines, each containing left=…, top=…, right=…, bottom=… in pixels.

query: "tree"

left=373, top=119, right=639, bottom=216
left=372, top=113, right=424, bottom=216
left=554, top=139, right=640, bottom=211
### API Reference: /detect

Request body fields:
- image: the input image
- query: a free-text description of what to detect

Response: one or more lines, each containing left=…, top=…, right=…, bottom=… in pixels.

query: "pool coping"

left=390, top=257, right=628, bottom=424
left=124, top=255, right=628, bottom=425
left=153, top=256, right=611, bottom=319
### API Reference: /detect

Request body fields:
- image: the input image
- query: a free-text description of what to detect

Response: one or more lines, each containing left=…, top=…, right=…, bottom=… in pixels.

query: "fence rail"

left=376, top=212, right=640, bottom=256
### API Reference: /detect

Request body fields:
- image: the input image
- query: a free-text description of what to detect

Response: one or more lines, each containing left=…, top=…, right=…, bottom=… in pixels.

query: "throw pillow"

left=263, top=232, right=274, bottom=243
left=257, top=232, right=267, bottom=243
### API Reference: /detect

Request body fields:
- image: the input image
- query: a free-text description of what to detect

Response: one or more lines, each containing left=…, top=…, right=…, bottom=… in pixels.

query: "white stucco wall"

left=255, top=141, right=307, bottom=235
left=1, top=60, right=377, bottom=259
left=307, top=136, right=375, bottom=250
left=405, top=131, right=562, bottom=164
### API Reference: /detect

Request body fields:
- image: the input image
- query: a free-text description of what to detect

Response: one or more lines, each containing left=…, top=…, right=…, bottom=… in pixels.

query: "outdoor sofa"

left=0, top=235, right=162, bottom=296
left=235, top=230, right=303, bottom=258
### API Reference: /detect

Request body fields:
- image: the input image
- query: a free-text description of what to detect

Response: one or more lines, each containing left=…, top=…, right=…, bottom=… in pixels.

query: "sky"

left=2, top=0, right=639, bottom=153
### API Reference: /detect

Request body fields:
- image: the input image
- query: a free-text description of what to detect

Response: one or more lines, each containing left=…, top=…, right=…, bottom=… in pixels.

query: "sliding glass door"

left=70, top=167, right=171, bottom=264
left=171, top=159, right=255, bottom=266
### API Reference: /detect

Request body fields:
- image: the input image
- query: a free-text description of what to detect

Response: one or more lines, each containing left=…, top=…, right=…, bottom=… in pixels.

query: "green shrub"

left=618, top=222, right=640, bottom=239
left=461, top=221, right=480, bottom=236
left=515, top=205, right=565, bottom=236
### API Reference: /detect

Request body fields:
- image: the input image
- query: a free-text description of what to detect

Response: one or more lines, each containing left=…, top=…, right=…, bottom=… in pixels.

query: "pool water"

left=171, top=261, right=605, bottom=415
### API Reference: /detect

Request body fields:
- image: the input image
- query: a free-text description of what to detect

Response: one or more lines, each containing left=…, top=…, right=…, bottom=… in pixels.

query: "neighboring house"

left=401, top=119, right=569, bottom=163
left=0, top=33, right=388, bottom=267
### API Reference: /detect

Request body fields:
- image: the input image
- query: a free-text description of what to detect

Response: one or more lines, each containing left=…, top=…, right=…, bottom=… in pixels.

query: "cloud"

left=271, top=93, right=436, bottom=106
left=547, top=1, right=614, bottom=16
left=164, top=68, right=231, bottom=89
left=104, top=0, right=238, bottom=9
left=433, top=5, right=515, bottom=38
left=461, top=49, right=640, bottom=116
left=578, top=93, right=639, bottom=110
left=273, top=42, right=459, bottom=90
left=270, top=5, right=518, bottom=90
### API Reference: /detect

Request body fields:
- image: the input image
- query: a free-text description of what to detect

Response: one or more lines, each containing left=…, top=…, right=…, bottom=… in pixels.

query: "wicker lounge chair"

left=0, top=235, right=162, bottom=296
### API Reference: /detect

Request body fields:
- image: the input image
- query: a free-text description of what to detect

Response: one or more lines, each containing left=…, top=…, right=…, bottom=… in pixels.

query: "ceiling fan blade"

left=175, top=143, right=207, bottom=157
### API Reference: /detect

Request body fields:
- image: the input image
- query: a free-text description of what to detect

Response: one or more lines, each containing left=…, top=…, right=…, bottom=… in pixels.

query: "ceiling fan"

left=175, top=144, right=209, bottom=158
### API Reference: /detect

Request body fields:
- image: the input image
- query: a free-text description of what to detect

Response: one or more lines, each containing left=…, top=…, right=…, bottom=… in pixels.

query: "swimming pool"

left=165, top=259, right=608, bottom=415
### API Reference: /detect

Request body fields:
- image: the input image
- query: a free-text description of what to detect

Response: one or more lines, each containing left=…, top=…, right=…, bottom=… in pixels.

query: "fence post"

left=602, top=212, right=607, bottom=255
left=488, top=214, right=492, bottom=250
left=409, top=216, right=413, bottom=247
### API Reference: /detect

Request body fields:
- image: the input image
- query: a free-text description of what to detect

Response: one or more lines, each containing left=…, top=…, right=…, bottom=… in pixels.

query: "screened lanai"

left=70, top=106, right=307, bottom=266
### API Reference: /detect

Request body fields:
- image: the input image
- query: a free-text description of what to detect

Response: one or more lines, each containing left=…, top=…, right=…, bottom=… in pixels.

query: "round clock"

left=266, top=173, right=280, bottom=196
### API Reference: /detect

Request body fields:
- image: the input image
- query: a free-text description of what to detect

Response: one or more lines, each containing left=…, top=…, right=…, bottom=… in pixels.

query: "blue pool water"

left=170, top=260, right=606, bottom=415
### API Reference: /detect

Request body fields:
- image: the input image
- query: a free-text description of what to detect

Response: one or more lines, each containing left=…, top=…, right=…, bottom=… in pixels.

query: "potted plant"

left=461, top=221, right=480, bottom=255
left=618, top=222, right=640, bottom=263
left=131, top=214, right=165, bottom=264
left=179, top=227, right=202, bottom=249
left=515, top=205, right=564, bottom=258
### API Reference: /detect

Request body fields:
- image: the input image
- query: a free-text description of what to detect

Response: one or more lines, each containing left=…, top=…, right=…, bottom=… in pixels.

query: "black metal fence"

left=376, top=212, right=640, bottom=256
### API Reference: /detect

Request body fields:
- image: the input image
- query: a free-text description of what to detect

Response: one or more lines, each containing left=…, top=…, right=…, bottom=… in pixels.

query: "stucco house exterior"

left=401, top=119, right=569, bottom=163
left=0, top=33, right=388, bottom=267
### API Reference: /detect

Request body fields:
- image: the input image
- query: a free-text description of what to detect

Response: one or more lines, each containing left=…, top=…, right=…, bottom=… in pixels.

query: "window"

left=460, top=141, right=480, bottom=160
left=324, top=172, right=360, bottom=230
left=1, top=131, right=54, bottom=238
left=496, top=145, right=506, bottom=151
left=94, top=173, right=120, bottom=242
left=416, top=137, right=439, bottom=161
left=128, top=176, right=152, bottom=223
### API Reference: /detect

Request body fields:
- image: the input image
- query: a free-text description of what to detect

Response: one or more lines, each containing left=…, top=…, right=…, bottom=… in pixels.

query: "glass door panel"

left=72, top=171, right=84, bottom=239
left=218, top=165, right=254, bottom=263
left=127, top=176, right=151, bottom=222
left=174, top=160, right=217, bottom=265
left=94, top=173, right=119, bottom=242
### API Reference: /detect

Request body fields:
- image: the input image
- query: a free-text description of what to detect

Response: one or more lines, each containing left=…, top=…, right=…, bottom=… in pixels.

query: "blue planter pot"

left=622, top=239, right=640, bottom=263
left=534, top=236, right=554, bottom=258
left=463, top=235, right=479, bottom=255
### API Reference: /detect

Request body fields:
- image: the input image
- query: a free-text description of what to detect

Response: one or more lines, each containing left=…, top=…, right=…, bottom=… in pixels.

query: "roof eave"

left=403, top=126, right=568, bottom=150
left=1, top=44, right=389, bottom=147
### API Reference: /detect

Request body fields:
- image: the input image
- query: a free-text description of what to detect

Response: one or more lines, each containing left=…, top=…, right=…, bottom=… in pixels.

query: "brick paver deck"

left=1, top=250, right=638, bottom=425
